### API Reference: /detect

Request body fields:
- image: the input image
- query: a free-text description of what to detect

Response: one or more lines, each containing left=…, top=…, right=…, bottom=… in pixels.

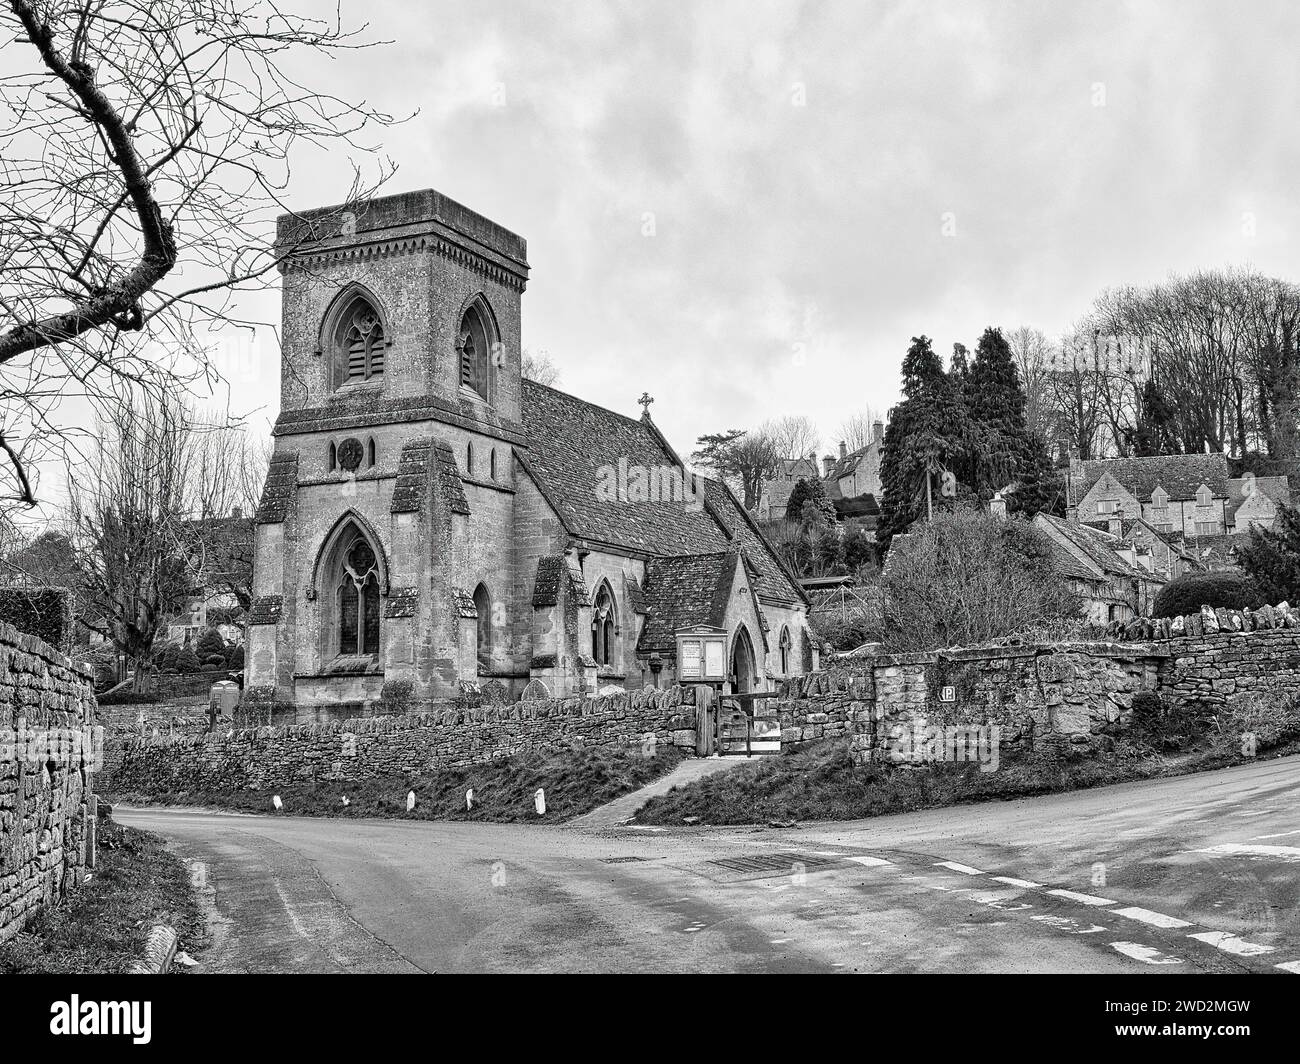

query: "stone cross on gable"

left=638, top=392, right=654, bottom=417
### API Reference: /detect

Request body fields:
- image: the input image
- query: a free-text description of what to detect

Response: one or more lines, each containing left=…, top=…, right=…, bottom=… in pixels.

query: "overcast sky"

left=20, top=0, right=1300, bottom=517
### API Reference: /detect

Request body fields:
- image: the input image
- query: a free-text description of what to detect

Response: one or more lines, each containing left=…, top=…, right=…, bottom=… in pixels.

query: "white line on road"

left=1252, top=829, right=1300, bottom=840
left=1109, top=906, right=1192, bottom=929
left=1191, top=843, right=1300, bottom=862
left=1187, top=931, right=1275, bottom=956
left=934, top=861, right=985, bottom=876
left=1275, top=961, right=1300, bottom=974
left=1032, top=914, right=1107, bottom=934
left=992, top=876, right=1044, bottom=889
left=847, top=856, right=893, bottom=867
left=1047, top=889, right=1117, bottom=906
left=1111, top=941, right=1184, bottom=965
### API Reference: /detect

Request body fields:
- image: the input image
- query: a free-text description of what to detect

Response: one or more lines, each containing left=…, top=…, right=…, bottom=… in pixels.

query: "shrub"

left=228, top=644, right=245, bottom=669
left=204, top=653, right=227, bottom=667
left=1152, top=571, right=1262, bottom=619
left=379, top=678, right=417, bottom=715
left=195, top=626, right=227, bottom=660
left=96, top=690, right=159, bottom=706
left=881, top=509, right=1082, bottom=653
left=808, top=612, right=877, bottom=651
left=174, top=645, right=201, bottom=672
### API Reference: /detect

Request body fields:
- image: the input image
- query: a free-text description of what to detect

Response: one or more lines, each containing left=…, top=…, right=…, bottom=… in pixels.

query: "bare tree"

left=521, top=349, right=560, bottom=387
left=1006, top=326, right=1054, bottom=444
left=761, top=414, right=820, bottom=459
left=836, top=407, right=885, bottom=453
left=0, top=0, right=400, bottom=508
left=70, top=394, right=194, bottom=691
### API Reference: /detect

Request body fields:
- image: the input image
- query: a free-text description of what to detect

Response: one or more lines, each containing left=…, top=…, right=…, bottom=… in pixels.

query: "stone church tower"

left=247, top=188, right=814, bottom=714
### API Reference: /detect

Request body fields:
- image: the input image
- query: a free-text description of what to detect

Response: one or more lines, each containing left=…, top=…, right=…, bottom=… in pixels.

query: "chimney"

left=822, top=454, right=835, bottom=478
left=838, top=440, right=848, bottom=459
left=1108, top=516, right=1122, bottom=537
left=872, top=420, right=884, bottom=445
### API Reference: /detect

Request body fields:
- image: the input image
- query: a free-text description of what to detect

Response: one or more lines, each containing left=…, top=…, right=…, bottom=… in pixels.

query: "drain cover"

left=708, top=852, right=837, bottom=874
left=600, top=856, right=646, bottom=863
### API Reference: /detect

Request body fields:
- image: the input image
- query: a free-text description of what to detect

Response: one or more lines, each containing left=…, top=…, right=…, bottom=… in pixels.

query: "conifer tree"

left=1240, top=504, right=1300, bottom=603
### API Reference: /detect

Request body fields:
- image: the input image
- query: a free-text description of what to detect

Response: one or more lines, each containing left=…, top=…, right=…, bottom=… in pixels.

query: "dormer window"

left=1196, top=485, right=1213, bottom=507
left=1151, top=487, right=1168, bottom=510
left=329, top=292, right=387, bottom=387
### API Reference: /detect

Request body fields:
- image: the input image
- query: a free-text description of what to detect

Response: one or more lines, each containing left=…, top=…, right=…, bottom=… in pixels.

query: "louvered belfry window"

left=338, top=298, right=386, bottom=384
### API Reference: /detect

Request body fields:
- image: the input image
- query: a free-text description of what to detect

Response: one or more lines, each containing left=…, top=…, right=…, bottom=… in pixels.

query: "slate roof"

left=254, top=452, right=299, bottom=524
left=635, top=552, right=737, bottom=654
left=825, top=442, right=878, bottom=481
left=1225, top=475, right=1289, bottom=524
left=1073, top=453, right=1232, bottom=504
left=1037, top=513, right=1147, bottom=581
left=520, top=380, right=806, bottom=605
left=391, top=437, right=469, bottom=515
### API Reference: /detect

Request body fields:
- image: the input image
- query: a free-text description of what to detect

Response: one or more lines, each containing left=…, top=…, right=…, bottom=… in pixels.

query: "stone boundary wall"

left=109, top=686, right=700, bottom=795
left=780, top=616, right=1300, bottom=764
left=0, top=622, right=99, bottom=945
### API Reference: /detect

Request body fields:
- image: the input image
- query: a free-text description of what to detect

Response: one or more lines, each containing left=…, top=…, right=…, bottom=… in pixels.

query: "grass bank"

left=105, top=743, right=687, bottom=823
left=634, top=730, right=1300, bottom=826
left=0, top=814, right=207, bottom=974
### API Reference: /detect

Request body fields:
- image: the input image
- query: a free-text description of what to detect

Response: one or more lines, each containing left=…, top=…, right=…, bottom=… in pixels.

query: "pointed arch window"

left=592, top=584, right=617, bottom=666
left=779, top=626, right=792, bottom=675
left=456, top=299, right=497, bottom=401
left=332, top=294, right=387, bottom=386
left=473, top=583, right=492, bottom=673
left=337, top=538, right=381, bottom=656
left=367, top=437, right=377, bottom=468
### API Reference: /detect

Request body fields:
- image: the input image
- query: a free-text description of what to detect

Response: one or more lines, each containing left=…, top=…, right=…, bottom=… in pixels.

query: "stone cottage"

left=245, top=189, right=814, bottom=710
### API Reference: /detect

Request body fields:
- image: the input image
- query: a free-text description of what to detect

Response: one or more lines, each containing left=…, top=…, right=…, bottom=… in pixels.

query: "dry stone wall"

left=0, top=622, right=100, bottom=945
left=110, top=685, right=700, bottom=795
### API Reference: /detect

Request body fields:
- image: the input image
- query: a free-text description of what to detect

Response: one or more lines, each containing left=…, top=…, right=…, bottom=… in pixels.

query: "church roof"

left=520, top=380, right=806, bottom=605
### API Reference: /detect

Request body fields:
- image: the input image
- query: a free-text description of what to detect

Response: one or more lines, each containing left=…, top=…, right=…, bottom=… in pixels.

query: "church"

left=245, top=188, right=815, bottom=709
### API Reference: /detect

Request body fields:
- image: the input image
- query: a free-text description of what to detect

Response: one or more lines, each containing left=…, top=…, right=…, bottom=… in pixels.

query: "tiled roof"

left=531, top=556, right=565, bottom=607
left=254, top=453, right=298, bottom=524
left=825, top=442, right=877, bottom=481
left=520, top=380, right=805, bottom=604
left=1074, top=453, right=1231, bottom=504
left=1038, top=513, right=1145, bottom=580
left=391, top=437, right=469, bottom=516
left=635, top=552, right=737, bottom=654
left=1225, top=475, right=1289, bottom=522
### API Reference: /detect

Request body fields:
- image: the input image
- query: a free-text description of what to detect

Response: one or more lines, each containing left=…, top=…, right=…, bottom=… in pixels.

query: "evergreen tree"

left=1130, top=377, right=1178, bottom=457
left=877, top=336, right=972, bottom=552
left=784, top=478, right=813, bottom=522
left=1239, top=505, right=1300, bottom=603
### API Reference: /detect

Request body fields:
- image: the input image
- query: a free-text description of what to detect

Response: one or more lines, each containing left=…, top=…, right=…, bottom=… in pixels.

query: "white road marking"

left=934, top=861, right=985, bottom=876
left=1109, top=906, right=1192, bottom=929
left=992, top=876, right=1044, bottom=889
left=1191, top=843, right=1300, bottom=862
left=812, top=851, right=849, bottom=856
left=1047, top=889, right=1117, bottom=906
left=847, top=856, right=893, bottom=867
left=1032, top=914, right=1107, bottom=934
left=1111, top=941, right=1183, bottom=965
left=1275, top=960, right=1300, bottom=974
left=964, top=889, right=1034, bottom=912
left=1188, top=931, right=1275, bottom=957
left=1252, top=829, right=1300, bottom=840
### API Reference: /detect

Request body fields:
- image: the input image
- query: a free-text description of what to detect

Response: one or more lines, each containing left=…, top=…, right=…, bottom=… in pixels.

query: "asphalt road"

left=115, top=754, right=1300, bottom=974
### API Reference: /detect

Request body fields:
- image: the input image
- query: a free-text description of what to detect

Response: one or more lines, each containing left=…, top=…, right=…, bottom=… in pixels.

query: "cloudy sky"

left=20, top=0, right=1300, bottom=512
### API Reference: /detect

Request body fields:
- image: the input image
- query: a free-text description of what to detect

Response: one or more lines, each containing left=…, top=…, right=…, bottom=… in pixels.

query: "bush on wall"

left=1152, top=571, right=1263, bottom=619
left=0, top=587, right=74, bottom=651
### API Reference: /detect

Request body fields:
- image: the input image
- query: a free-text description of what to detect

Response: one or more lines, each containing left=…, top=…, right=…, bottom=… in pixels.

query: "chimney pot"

left=872, top=420, right=884, bottom=445
left=838, top=440, right=847, bottom=459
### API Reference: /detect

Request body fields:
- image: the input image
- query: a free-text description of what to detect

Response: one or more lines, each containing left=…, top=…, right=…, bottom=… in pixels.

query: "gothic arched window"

left=457, top=300, right=495, bottom=401
left=367, top=437, right=376, bottom=468
left=337, top=538, right=381, bottom=656
left=592, top=584, right=617, bottom=666
left=333, top=294, right=386, bottom=386
left=779, top=626, right=792, bottom=675
left=473, top=583, right=492, bottom=673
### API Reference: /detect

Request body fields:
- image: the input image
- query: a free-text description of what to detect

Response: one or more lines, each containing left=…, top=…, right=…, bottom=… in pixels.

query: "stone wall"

left=109, top=685, right=700, bottom=795
left=0, top=622, right=100, bottom=945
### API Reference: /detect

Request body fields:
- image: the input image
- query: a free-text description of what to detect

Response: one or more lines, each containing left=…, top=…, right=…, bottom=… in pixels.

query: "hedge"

left=1152, top=570, right=1263, bottom=619
left=0, top=586, right=73, bottom=651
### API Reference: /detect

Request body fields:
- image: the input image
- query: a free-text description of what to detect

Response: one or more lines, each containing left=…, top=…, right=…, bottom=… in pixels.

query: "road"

left=115, top=754, right=1300, bottom=974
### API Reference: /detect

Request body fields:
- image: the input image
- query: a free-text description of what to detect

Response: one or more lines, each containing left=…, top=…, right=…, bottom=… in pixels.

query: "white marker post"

left=271, top=795, right=282, bottom=810
left=406, top=790, right=416, bottom=812
left=534, top=788, right=546, bottom=816
left=466, top=788, right=474, bottom=811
